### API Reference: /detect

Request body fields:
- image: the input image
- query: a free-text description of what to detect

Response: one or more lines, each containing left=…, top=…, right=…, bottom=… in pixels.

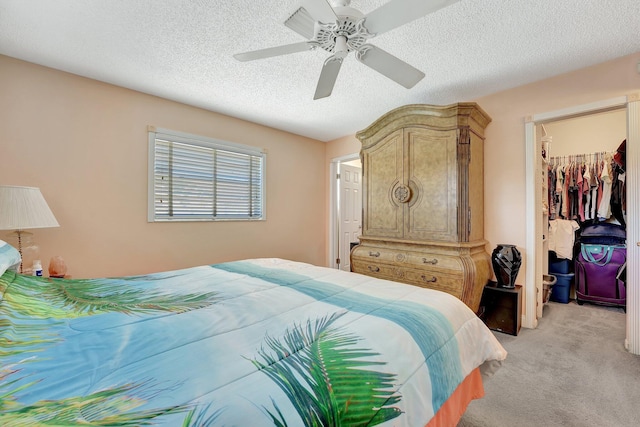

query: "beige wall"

left=0, top=55, right=327, bottom=278
left=325, top=134, right=361, bottom=161
left=544, top=108, right=627, bottom=157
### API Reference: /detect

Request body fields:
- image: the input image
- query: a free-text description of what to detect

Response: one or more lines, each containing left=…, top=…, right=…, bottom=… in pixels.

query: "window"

left=148, top=127, right=265, bottom=221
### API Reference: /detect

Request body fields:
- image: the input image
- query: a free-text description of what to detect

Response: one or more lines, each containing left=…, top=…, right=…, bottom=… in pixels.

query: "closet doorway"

left=543, top=110, right=626, bottom=306
left=525, top=94, right=640, bottom=355
left=329, top=153, right=362, bottom=271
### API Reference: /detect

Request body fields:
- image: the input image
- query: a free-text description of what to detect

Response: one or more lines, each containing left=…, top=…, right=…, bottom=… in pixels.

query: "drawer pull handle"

left=421, top=275, right=437, bottom=283
left=422, top=258, right=438, bottom=265
left=368, top=266, right=380, bottom=272
left=369, top=251, right=380, bottom=257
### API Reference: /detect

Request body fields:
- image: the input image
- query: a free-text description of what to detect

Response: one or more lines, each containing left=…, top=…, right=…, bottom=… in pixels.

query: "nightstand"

left=479, top=282, right=522, bottom=336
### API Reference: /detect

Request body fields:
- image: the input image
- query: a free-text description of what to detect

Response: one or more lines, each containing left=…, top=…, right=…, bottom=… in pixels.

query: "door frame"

left=524, top=93, right=640, bottom=354
left=329, top=153, right=361, bottom=269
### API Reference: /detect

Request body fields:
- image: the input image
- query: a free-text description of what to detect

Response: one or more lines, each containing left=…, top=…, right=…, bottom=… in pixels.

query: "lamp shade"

left=0, top=185, right=59, bottom=230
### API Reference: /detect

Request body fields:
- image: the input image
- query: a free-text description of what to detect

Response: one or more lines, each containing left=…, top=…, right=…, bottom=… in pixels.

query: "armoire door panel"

left=363, top=130, right=404, bottom=238
left=405, top=128, right=458, bottom=241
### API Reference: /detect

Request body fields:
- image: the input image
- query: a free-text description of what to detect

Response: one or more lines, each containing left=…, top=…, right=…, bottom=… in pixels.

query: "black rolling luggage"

left=578, top=222, right=626, bottom=245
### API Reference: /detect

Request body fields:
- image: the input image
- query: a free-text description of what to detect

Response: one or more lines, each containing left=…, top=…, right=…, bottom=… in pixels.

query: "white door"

left=339, top=164, right=362, bottom=271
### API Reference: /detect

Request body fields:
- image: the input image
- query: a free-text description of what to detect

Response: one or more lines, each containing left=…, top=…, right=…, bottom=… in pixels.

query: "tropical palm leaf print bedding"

left=0, top=258, right=506, bottom=426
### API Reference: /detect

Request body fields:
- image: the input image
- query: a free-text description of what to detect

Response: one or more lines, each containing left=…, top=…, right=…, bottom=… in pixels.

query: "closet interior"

left=540, top=108, right=627, bottom=311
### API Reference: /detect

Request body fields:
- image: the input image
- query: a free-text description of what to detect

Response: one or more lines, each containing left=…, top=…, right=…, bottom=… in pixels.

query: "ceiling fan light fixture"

left=334, top=35, right=348, bottom=54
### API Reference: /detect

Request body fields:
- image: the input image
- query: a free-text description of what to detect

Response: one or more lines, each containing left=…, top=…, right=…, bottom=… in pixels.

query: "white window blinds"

left=148, top=128, right=265, bottom=221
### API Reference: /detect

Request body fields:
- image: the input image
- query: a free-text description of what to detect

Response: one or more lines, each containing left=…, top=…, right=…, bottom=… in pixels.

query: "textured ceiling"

left=1, top=0, right=640, bottom=141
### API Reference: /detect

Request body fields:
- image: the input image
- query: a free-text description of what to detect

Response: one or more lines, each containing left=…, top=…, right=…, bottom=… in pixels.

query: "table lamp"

left=0, top=185, right=60, bottom=273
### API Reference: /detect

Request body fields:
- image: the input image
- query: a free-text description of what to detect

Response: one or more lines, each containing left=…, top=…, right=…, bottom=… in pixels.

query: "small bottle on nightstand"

left=32, top=260, right=43, bottom=277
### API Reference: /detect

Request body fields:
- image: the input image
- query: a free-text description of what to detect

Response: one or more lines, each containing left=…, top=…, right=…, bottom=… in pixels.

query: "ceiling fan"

left=234, top=0, right=462, bottom=100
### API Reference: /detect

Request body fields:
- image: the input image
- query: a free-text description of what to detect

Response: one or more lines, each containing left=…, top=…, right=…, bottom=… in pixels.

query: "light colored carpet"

left=458, top=301, right=640, bottom=427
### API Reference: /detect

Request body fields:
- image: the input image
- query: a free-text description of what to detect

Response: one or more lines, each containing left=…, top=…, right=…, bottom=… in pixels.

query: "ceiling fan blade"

left=314, top=55, right=344, bottom=100
left=364, top=0, right=462, bottom=36
left=284, top=6, right=316, bottom=39
left=301, top=0, right=338, bottom=24
left=234, top=41, right=316, bottom=62
left=356, top=44, right=425, bottom=89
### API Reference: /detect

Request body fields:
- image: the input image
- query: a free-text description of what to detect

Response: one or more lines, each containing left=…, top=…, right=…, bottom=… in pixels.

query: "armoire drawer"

left=403, top=252, right=462, bottom=273
left=351, top=259, right=464, bottom=297
left=352, top=246, right=462, bottom=276
left=402, top=269, right=464, bottom=297
left=351, top=260, right=403, bottom=281
left=354, top=248, right=398, bottom=264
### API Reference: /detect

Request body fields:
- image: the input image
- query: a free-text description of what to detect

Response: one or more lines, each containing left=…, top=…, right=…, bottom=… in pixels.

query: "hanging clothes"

left=611, top=139, right=627, bottom=227
left=548, top=150, right=624, bottom=226
left=597, top=152, right=613, bottom=219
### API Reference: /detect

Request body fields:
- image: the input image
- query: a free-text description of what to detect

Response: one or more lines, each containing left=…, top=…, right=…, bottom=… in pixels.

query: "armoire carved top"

left=356, top=103, right=492, bottom=148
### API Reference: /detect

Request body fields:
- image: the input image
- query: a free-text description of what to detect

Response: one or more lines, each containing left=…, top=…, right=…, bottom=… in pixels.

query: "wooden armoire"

left=350, top=103, right=492, bottom=312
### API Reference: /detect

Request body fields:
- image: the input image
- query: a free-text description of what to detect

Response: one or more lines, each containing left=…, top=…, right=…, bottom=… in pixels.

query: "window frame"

left=147, top=126, right=266, bottom=222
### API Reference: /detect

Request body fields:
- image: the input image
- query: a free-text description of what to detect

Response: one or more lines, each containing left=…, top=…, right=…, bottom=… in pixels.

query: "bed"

left=0, top=241, right=506, bottom=426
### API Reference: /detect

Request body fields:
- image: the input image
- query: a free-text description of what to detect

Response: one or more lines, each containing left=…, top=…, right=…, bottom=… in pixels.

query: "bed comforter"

left=0, top=257, right=506, bottom=426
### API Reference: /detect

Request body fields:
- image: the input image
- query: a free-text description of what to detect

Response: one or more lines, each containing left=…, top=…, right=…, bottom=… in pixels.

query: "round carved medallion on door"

left=392, top=183, right=411, bottom=204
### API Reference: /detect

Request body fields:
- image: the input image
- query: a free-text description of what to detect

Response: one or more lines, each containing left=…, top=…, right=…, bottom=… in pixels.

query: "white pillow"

left=0, top=240, right=22, bottom=276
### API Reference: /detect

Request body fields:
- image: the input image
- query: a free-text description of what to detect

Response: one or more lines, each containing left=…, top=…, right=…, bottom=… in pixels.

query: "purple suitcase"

left=574, top=244, right=626, bottom=309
